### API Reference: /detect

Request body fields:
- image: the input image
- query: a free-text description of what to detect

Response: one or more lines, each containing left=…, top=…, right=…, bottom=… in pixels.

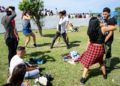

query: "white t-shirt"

left=58, top=16, right=69, bottom=34
left=9, top=55, right=24, bottom=75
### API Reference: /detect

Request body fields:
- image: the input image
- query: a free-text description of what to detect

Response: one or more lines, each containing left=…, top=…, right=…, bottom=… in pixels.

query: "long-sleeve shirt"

left=57, top=16, right=69, bottom=34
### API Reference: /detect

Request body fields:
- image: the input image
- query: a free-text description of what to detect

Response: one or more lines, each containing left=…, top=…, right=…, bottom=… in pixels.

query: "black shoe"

left=50, top=46, right=53, bottom=49
left=67, top=45, right=70, bottom=49
left=80, top=77, right=86, bottom=84
left=103, top=74, right=107, bottom=79
left=34, top=44, right=37, bottom=47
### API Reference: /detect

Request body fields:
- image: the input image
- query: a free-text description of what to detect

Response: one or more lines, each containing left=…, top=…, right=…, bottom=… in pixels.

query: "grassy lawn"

left=0, top=27, right=120, bottom=86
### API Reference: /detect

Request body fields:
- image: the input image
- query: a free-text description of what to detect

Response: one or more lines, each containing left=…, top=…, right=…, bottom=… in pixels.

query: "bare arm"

left=25, top=63, right=38, bottom=71
left=23, top=14, right=31, bottom=20
left=102, top=25, right=117, bottom=33
left=7, top=10, right=16, bottom=23
left=13, top=28, right=19, bottom=41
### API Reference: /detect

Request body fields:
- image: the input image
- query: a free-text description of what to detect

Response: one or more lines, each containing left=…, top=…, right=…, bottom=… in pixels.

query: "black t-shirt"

left=104, top=17, right=117, bottom=45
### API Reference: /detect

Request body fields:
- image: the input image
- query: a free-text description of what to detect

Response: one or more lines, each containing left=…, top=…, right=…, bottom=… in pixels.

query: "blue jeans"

left=25, top=69, right=40, bottom=79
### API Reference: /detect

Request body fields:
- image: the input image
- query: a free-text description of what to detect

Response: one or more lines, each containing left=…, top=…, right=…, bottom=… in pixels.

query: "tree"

left=115, top=7, right=120, bottom=32
left=19, top=0, right=44, bottom=36
left=115, top=7, right=120, bottom=12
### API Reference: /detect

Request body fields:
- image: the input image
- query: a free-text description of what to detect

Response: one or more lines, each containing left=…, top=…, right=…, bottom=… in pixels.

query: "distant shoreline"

left=0, top=14, right=90, bottom=33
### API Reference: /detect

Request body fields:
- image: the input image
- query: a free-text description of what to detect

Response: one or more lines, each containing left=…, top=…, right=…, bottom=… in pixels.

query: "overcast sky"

left=0, top=0, right=120, bottom=13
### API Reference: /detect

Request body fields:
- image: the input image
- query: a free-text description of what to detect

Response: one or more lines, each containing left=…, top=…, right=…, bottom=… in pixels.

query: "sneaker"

left=103, top=74, right=107, bottom=79
left=34, top=44, right=37, bottom=47
left=80, top=77, right=86, bottom=84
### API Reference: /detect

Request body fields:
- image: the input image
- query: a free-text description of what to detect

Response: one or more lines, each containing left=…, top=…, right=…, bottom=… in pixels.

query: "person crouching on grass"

left=77, top=17, right=117, bottom=84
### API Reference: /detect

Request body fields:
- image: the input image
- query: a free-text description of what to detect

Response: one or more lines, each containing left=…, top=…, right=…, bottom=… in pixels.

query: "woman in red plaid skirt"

left=79, top=17, right=117, bottom=84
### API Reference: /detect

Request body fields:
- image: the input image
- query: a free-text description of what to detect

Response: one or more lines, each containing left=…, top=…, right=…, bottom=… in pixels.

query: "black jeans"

left=51, top=32, right=69, bottom=48
left=6, top=38, right=18, bottom=65
left=105, top=44, right=112, bottom=59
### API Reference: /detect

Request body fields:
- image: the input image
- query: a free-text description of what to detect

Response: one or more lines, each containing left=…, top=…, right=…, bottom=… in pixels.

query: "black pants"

left=105, top=44, right=112, bottom=59
left=51, top=32, right=69, bottom=48
left=6, top=38, right=18, bottom=64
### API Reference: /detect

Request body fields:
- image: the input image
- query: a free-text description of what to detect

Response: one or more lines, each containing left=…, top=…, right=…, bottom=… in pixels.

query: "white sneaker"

left=35, top=76, right=48, bottom=86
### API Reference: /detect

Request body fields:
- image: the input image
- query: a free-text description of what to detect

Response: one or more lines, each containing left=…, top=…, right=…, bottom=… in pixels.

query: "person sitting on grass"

left=3, top=64, right=29, bottom=86
left=9, top=46, right=40, bottom=79
left=77, top=17, right=116, bottom=84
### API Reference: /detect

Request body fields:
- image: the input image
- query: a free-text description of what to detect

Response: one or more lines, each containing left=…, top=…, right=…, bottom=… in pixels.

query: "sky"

left=0, top=0, right=120, bottom=13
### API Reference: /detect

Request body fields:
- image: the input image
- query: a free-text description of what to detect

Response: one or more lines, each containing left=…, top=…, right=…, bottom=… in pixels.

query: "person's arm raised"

left=7, top=8, right=16, bottom=22
left=23, top=14, right=31, bottom=20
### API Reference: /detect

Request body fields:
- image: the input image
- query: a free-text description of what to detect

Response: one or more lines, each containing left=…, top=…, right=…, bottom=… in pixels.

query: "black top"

left=104, top=17, right=117, bottom=45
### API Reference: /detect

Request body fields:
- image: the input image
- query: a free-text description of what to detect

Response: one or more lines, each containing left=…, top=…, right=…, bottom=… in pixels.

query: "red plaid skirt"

left=79, top=43, right=104, bottom=68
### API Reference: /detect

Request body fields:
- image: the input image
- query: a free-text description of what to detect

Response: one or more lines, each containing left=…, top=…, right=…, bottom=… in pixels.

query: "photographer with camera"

left=1, top=6, right=19, bottom=65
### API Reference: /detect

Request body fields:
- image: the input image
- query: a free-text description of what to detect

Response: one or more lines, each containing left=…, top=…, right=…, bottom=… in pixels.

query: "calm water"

left=0, top=13, right=89, bottom=33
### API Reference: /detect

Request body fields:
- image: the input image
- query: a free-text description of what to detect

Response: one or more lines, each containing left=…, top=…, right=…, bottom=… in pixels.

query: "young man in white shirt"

left=50, top=10, right=70, bottom=49
left=9, top=46, right=40, bottom=79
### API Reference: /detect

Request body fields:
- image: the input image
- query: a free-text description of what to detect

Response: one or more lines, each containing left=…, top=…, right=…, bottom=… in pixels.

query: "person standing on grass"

left=102, top=7, right=117, bottom=69
left=22, top=11, right=37, bottom=47
left=50, top=10, right=70, bottom=49
left=1, top=6, right=19, bottom=65
left=77, top=17, right=116, bottom=84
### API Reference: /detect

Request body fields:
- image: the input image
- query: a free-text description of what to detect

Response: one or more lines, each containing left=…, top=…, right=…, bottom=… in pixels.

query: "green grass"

left=0, top=27, right=120, bottom=86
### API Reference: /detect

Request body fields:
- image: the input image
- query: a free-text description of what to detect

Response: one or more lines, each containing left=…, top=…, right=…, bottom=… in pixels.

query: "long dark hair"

left=21, top=11, right=27, bottom=19
left=87, top=17, right=100, bottom=41
left=9, top=64, right=26, bottom=86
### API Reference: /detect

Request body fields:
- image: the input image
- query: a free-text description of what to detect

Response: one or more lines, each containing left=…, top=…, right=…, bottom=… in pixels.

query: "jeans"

left=6, top=38, right=18, bottom=65
left=51, top=32, right=69, bottom=48
left=105, top=44, right=112, bottom=59
left=25, top=69, right=40, bottom=79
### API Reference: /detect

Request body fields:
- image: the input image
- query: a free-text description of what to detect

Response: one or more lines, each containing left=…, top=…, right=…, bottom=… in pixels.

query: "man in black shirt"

left=102, top=7, right=117, bottom=69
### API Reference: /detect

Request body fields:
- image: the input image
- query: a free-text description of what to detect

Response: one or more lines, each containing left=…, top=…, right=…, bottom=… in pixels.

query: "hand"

left=100, top=23, right=106, bottom=27
left=16, top=36, right=20, bottom=41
